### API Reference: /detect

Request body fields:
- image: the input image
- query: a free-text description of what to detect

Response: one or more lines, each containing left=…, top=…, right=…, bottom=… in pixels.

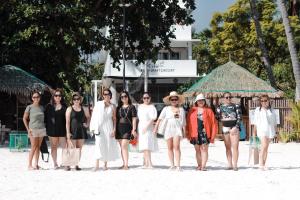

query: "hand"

left=131, top=130, right=137, bottom=137
left=110, top=130, right=116, bottom=137
left=83, top=123, right=88, bottom=128
left=28, top=129, right=33, bottom=137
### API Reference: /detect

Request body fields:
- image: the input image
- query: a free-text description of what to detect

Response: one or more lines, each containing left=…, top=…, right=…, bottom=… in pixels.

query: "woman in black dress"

left=116, top=91, right=137, bottom=170
left=45, top=89, right=67, bottom=169
left=65, top=92, right=90, bottom=171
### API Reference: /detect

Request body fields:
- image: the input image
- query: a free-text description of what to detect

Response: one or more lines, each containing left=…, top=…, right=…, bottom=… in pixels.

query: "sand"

left=0, top=139, right=299, bottom=200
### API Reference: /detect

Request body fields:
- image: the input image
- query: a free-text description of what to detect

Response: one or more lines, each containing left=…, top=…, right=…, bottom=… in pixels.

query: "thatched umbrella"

left=184, top=61, right=283, bottom=98
left=0, top=65, right=51, bottom=97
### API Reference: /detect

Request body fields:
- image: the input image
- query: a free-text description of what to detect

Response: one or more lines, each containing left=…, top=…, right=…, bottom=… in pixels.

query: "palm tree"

left=277, top=0, right=300, bottom=101
left=249, top=0, right=277, bottom=88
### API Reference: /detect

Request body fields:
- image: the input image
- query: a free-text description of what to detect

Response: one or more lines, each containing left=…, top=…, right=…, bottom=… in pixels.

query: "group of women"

left=23, top=89, right=277, bottom=171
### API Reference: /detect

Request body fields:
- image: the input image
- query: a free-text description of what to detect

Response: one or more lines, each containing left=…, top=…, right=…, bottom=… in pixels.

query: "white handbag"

left=157, top=118, right=168, bottom=135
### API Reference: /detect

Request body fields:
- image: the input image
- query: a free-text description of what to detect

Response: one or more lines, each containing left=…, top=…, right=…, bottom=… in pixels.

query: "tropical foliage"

left=192, top=0, right=300, bottom=98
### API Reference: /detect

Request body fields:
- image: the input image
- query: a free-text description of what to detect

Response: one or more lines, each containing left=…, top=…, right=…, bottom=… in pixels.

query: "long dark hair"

left=50, top=88, right=66, bottom=106
left=117, top=91, right=132, bottom=110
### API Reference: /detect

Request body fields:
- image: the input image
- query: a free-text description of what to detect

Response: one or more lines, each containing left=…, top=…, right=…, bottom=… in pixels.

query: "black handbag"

left=40, top=136, right=49, bottom=162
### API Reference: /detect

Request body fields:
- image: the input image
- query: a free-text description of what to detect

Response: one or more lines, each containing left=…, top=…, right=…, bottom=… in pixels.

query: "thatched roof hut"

left=184, top=61, right=283, bottom=98
left=0, top=65, right=51, bottom=97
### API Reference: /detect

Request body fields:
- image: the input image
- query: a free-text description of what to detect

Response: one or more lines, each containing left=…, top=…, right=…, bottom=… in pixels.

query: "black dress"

left=45, top=104, right=67, bottom=137
left=116, top=105, right=137, bottom=140
left=70, top=107, right=88, bottom=140
left=190, top=112, right=209, bottom=145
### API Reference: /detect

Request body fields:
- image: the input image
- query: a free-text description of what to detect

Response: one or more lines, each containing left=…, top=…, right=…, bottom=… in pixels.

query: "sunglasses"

left=73, top=98, right=80, bottom=101
left=261, top=100, right=268, bottom=102
left=103, top=93, right=110, bottom=96
left=170, top=98, right=178, bottom=101
left=32, top=96, right=40, bottom=99
left=121, top=95, right=128, bottom=99
left=224, top=96, right=232, bottom=99
left=54, top=94, right=61, bottom=97
left=143, top=97, right=150, bottom=100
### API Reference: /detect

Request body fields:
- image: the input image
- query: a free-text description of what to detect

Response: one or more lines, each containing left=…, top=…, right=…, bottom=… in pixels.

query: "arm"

left=111, top=105, right=117, bottom=137
left=210, top=109, right=218, bottom=143
left=235, top=104, right=242, bottom=128
left=65, top=107, right=72, bottom=140
left=131, top=106, right=137, bottom=137
left=83, top=106, right=91, bottom=127
left=23, top=110, right=31, bottom=137
left=153, top=107, right=166, bottom=133
left=142, top=105, right=157, bottom=134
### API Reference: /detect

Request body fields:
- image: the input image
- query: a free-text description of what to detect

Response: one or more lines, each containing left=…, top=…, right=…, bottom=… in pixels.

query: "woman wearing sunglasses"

left=186, top=93, right=218, bottom=171
left=65, top=92, right=90, bottom=171
left=90, top=88, right=120, bottom=171
left=45, top=88, right=67, bottom=169
left=154, top=91, right=186, bottom=171
left=253, top=95, right=277, bottom=170
left=23, top=91, right=46, bottom=170
left=216, top=92, right=242, bottom=171
left=137, top=92, right=158, bottom=169
left=116, top=91, right=137, bottom=170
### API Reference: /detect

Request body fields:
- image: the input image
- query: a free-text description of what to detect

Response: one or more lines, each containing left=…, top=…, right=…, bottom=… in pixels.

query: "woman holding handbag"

left=90, top=88, right=120, bottom=171
left=23, top=91, right=46, bottom=170
left=65, top=92, right=90, bottom=171
left=253, top=95, right=277, bottom=170
left=153, top=91, right=186, bottom=171
left=116, top=91, right=137, bottom=170
left=138, top=92, right=158, bottom=169
left=45, top=88, right=67, bottom=169
left=186, top=94, right=218, bottom=171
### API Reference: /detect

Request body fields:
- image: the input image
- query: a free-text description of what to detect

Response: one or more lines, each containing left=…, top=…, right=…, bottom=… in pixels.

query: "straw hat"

left=194, top=93, right=206, bottom=103
left=163, top=91, right=185, bottom=105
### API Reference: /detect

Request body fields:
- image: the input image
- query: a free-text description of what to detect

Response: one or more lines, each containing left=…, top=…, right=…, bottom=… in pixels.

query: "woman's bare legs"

left=28, top=136, right=39, bottom=170
left=167, top=138, right=174, bottom=168
left=173, top=136, right=181, bottom=169
left=200, top=144, right=208, bottom=170
left=194, top=145, right=201, bottom=170
left=230, top=127, right=240, bottom=170
left=223, top=134, right=233, bottom=169
left=259, top=136, right=270, bottom=170
left=119, top=139, right=129, bottom=169
left=49, top=137, right=66, bottom=168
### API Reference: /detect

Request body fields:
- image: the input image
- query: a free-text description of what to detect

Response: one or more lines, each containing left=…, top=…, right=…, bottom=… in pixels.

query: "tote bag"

left=157, top=118, right=168, bottom=135
left=61, top=147, right=80, bottom=166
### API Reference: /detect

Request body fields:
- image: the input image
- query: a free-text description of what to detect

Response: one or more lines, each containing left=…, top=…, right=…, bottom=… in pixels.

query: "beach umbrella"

left=0, top=65, right=51, bottom=97
left=184, top=61, right=283, bottom=98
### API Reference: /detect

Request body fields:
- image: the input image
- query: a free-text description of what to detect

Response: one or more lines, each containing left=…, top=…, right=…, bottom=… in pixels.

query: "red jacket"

left=186, top=107, right=218, bottom=143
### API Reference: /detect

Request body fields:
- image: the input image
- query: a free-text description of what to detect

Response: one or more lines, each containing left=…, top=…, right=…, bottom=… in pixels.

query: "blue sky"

left=192, top=0, right=237, bottom=32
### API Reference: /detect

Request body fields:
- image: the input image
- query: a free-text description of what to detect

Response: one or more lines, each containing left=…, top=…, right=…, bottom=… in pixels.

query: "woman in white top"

left=154, top=91, right=186, bottom=170
left=138, top=92, right=158, bottom=169
left=253, top=95, right=277, bottom=170
left=90, top=88, right=120, bottom=171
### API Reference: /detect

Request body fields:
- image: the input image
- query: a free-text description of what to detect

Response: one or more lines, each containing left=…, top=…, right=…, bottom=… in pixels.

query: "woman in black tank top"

left=65, top=92, right=90, bottom=171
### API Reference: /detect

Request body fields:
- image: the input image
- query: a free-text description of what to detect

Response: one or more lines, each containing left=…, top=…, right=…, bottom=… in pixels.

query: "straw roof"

left=184, top=61, right=283, bottom=98
left=0, top=65, right=52, bottom=97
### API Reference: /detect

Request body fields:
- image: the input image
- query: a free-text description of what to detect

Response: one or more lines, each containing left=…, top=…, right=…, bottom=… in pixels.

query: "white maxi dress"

left=90, top=101, right=120, bottom=161
left=138, top=104, right=158, bottom=152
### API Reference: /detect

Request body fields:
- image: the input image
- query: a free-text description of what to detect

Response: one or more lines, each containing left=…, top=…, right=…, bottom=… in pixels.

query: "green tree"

left=0, top=0, right=195, bottom=91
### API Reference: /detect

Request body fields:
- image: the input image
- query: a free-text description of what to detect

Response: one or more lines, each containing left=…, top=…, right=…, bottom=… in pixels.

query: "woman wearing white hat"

left=186, top=93, right=218, bottom=171
left=153, top=91, right=186, bottom=170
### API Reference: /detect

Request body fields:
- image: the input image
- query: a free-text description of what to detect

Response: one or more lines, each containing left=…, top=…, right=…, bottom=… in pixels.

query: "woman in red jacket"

left=186, top=93, right=218, bottom=171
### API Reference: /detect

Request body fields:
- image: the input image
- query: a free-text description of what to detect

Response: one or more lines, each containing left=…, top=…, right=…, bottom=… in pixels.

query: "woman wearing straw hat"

left=216, top=92, right=242, bottom=171
left=186, top=93, right=218, bottom=171
left=65, top=92, right=90, bottom=171
left=154, top=91, right=186, bottom=171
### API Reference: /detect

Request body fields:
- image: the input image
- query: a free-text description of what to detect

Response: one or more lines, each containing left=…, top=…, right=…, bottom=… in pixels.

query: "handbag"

left=248, top=136, right=260, bottom=165
left=157, top=118, right=168, bottom=135
left=61, top=145, right=80, bottom=166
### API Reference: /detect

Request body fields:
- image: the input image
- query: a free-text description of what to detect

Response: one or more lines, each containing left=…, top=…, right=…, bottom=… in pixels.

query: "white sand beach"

left=1, top=139, right=300, bottom=200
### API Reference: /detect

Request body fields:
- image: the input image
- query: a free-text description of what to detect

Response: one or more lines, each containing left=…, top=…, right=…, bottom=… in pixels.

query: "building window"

left=170, top=52, right=180, bottom=60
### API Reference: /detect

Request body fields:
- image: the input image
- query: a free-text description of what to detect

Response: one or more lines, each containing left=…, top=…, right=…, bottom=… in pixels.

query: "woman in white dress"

left=153, top=91, right=186, bottom=170
left=253, top=95, right=277, bottom=170
left=138, top=92, right=158, bottom=169
left=90, top=88, right=119, bottom=171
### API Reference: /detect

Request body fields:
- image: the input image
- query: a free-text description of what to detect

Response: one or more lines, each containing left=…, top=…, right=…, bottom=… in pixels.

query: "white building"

left=93, top=24, right=199, bottom=104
